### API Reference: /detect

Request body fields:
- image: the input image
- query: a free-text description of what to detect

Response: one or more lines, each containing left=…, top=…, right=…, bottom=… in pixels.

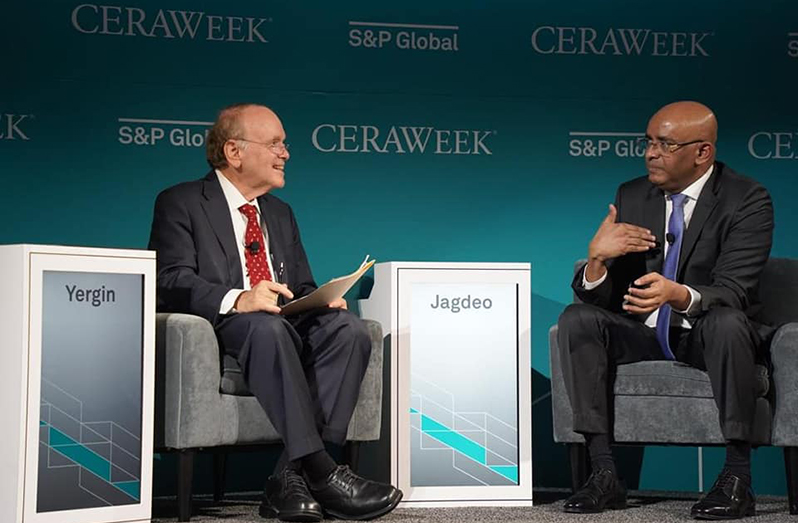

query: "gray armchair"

left=549, top=257, right=798, bottom=513
left=154, top=313, right=384, bottom=521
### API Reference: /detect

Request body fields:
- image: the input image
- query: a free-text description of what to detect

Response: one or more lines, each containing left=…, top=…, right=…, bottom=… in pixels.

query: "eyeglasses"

left=636, top=137, right=704, bottom=155
left=233, top=138, right=290, bottom=154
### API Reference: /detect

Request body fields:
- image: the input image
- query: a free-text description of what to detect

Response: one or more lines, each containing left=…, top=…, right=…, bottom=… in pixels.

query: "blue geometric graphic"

left=411, top=408, right=518, bottom=482
left=38, top=271, right=144, bottom=512
left=40, top=420, right=141, bottom=500
left=39, top=377, right=141, bottom=507
left=410, top=372, right=518, bottom=486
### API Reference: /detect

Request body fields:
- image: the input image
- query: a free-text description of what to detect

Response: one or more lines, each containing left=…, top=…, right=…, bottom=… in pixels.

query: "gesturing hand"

left=235, top=281, right=294, bottom=314
left=589, top=204, right=657, bottom=262
left=585, top=204, right=657, bottom=282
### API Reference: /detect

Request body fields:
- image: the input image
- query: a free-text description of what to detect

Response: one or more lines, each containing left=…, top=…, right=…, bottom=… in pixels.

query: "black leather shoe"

left=563, top=469, right=627, bottom=513
left=691, top=472, right=756, bottom=520
left=309, top=465, right=403, bottom=520
left=260, top=468, right=323, bottom=522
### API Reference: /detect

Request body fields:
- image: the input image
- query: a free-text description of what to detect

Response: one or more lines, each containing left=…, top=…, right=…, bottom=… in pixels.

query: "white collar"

left=215, top=169, right=260, bottom=214
left=670, top=164, right=714, bottom=201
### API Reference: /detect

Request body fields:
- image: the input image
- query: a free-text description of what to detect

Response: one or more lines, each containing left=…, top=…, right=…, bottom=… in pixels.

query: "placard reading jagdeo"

left=409, top=282, right=519, bottom=487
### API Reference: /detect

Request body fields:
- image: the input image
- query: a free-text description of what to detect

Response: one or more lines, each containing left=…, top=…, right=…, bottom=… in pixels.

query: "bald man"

left=558, top=102, right=773, bottom=519
left=149, top=104, right=402, bottom=522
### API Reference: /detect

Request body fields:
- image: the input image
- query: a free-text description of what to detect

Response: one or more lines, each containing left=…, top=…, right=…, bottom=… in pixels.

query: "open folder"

left=280, top=255, right=376, bottom=315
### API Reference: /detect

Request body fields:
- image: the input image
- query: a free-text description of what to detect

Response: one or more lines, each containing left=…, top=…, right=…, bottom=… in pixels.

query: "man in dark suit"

left=149, top=103, right=402, bottom=522
left=558, top=101, right=773, bottom=519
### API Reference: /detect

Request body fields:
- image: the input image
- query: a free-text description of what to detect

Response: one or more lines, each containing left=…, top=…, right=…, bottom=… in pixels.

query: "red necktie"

left=238, top=203, right=272, bottom=286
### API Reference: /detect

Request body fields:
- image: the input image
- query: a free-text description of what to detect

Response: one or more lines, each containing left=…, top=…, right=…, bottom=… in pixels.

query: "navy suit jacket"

left=148, top=171, right=317, bottom=326
left=572, top=162, right=774, bottom=322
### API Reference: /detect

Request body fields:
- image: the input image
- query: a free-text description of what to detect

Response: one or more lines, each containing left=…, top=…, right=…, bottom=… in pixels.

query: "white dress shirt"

left=215, top=170, right=277, bottom=314
left=583, top=165, right=714, bottom=328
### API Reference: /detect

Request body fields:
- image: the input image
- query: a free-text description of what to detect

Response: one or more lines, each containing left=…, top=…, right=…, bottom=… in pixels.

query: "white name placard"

left=361, top=262, right=531, bottom=507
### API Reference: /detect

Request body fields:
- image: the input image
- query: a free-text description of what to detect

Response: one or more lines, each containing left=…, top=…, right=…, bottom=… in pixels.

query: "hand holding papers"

left=280, top=255, right=376, bottom=315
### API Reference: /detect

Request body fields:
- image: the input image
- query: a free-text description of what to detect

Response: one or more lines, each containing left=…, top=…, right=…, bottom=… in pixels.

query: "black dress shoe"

left=691, top=472, right=756, bottom=520
left=309, top=465, right=403, bottom=520
left=260, top=468, right=323, bottom=522
left=563, top=469, right=627, bottom=513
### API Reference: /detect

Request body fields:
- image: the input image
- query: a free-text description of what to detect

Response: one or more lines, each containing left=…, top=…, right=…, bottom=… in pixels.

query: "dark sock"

left=273, top=449, right=301, bottom=475
left=585, top=433, right=617, bottom=475
left=724, top=441, right=752, bottom=484
left=325, top=442, right=344, bottom=463
left=300, top=450, right=337, bottom=485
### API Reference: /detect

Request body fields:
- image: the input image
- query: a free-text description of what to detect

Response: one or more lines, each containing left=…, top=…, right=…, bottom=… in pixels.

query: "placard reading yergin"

left=38, top=271, right=143, bottom=512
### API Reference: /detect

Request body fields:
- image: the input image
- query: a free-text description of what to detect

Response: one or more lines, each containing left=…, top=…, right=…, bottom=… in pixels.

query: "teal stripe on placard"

left=420, top=414, right=486, bottom=464
left=49, top=427, right=111, bottom=481
left=413, top=409, right=518, bottom=483
left=490, top=465, right=518, bottom=482
left=114, top=481, right=141, bottom=499
left=42, top=421, right=141, bottom=500
left=48, top=427, right=74, bottom=447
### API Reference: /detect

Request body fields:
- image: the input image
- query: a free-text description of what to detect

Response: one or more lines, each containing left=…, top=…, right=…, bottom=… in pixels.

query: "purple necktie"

left=655, top=193, right=687, bottom=360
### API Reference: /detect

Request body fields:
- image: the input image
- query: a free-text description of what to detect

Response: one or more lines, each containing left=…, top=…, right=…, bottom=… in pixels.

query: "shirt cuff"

left=673, top=285, right=701, bottom=316
left=582, top=265, right=607, bottom=290
left=220, top=289, right=245, bottom=314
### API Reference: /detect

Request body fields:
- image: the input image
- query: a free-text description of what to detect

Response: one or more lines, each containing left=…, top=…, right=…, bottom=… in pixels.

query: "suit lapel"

left=678, top=167, right=719, bottom=277
left=200, top=172, right=243, bottom=287
left=642, top=185, right=666, bottom=274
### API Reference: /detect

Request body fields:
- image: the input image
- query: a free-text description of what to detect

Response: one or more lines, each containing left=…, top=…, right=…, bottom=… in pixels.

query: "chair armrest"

left=155, top=313, right=226, bottom=449
left=771, top=323, right=798, bottom=446
left=346, top=319, right=384, bottom=441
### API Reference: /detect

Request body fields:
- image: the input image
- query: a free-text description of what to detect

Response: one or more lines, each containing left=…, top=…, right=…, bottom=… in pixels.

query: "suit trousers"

left=558, top=303, right=763, bottom=442
left=216, top=308, right=372, bottom=460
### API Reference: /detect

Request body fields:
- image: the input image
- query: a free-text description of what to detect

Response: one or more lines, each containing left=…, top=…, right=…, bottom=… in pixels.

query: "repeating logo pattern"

left=748, top=132, right=798, bottom=160
left=71, top=4, right=271, bottom=42
left=311, top=124, right=494, bottom=155
left=531, top=26, right=713, bottom=57
left=348, top=21, right=460, bottom=52
left=568, top=131, right=646, bottom=158
left=117, top=117, right=211, bottom=147
left=1, top=113, right=33, bottom=141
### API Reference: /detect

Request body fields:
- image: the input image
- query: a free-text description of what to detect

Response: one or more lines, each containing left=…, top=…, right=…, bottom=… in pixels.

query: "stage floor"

left=152, top=491, right=793, bottom=523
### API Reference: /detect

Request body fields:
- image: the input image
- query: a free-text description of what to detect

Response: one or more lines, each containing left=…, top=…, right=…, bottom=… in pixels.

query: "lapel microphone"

left=246, top=241, right=261, bottom=254
left=666, top=233, right=676, bottom=245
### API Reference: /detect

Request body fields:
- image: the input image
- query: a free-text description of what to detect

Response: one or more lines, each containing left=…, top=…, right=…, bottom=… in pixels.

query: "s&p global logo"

left=531, top=26, right=713, bottom=57
left=311, top=124, right=494, bottom=155
left=0, top=113, right=33, bottom=141
left=569, top=131, right=646, bottom=158
left=71, top=4, right=271, bottom=43
left=348, top=21, right=459, bottom=52
left=789, top=32, right=798, bottom=58
left=117, top=117, right=211, bottom=147
left=748, top=131, right=798, bottom=160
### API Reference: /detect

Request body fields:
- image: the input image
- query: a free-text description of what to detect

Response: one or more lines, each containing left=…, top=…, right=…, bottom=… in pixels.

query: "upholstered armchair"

left=154, top=313, right=384, bottom=521
left=549, top=257, right=798, bottom=513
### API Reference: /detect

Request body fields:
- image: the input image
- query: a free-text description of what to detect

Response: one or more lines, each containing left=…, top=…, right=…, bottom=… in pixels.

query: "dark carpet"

left=152, top=490, right=793, bottom=523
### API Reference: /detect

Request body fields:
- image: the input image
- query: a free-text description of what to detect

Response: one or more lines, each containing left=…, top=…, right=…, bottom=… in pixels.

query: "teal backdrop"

left=2, top=0, right=797, bottom=497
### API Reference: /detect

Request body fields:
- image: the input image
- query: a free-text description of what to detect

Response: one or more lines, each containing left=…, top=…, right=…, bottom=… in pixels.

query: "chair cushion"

left=614, top=361, right=769, bottom=398
left=220, top=354, right=253, bottom=396
left=613, top=395, right=772, bottom=445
